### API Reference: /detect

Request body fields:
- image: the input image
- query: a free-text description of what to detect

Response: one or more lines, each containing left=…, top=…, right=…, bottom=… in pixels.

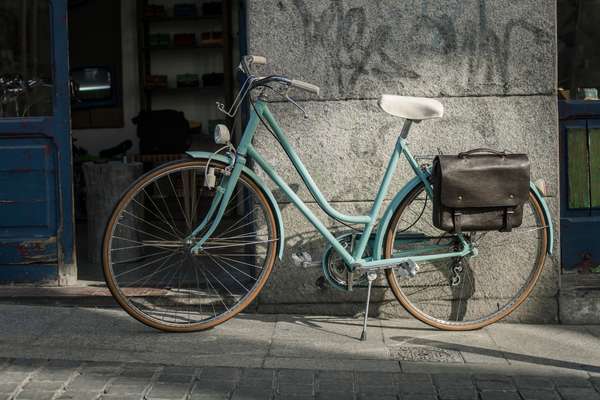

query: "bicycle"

left=102, top=56, right=553, bottom=338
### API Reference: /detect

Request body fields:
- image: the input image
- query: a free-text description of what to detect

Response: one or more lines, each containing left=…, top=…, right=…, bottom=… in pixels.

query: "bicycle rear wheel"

left=384, top=182, right=548, bottom=330
left=102, top=159, right=278, bottom=332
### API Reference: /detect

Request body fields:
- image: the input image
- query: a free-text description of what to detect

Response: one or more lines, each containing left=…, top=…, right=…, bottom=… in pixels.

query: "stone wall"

left=246, top=0, right=559, bottom=321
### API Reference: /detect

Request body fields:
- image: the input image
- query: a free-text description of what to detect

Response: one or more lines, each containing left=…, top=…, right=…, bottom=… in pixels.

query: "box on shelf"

left=201, top=31, right=224, bottom=46
left=149, top=33, right=170, bottom=47
left=176, top=74, right=200, bottom=88
left=145, top=75, right=168, bottom=89
left=144, top=4, right=167, bottom=18
left=173, top=3, right=198, bottom=17
left=173, top=33, right=196, bottom=47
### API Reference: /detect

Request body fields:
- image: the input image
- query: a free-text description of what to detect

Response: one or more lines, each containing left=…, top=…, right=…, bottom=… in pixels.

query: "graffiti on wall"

left=289, top=0, right=553, bottom=95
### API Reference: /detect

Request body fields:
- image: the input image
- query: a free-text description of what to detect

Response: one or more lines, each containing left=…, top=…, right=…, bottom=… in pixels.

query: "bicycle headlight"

left=214, top=124, right=230, bottom=144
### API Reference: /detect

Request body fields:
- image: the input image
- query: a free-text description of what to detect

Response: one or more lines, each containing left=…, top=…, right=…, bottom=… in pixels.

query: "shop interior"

left=69, top=0, right=242, bottom=281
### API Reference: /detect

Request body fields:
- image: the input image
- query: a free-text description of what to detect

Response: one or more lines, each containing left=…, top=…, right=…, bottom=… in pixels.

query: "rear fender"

left=186, top=151, right=284, bottom=260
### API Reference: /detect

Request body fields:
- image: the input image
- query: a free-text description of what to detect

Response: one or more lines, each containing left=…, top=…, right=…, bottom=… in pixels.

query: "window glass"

left=0, top=0, right=53, bottom=117
left=558, top=0, right=600, bottom=101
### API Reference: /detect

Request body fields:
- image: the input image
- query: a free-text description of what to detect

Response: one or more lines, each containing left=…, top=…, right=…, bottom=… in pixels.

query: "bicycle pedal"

left=291, top=251, right=319, bottom=268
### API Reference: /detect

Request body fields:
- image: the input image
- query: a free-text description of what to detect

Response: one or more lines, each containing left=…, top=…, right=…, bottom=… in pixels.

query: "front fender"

left=372, top=176, right=554, bottom=260
left=186, top=151, right=285, bottom=260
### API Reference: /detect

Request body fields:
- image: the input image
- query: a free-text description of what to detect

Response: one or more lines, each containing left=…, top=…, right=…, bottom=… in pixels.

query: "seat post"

left=400, top=119, right=416, bottom=139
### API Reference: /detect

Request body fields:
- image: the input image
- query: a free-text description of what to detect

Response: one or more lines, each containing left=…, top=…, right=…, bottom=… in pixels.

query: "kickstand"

left=360, top=272, right=378, bottom=341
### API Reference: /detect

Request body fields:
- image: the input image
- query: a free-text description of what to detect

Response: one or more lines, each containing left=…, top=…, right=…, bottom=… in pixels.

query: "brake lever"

left=285, top=88, right=308, bottom=119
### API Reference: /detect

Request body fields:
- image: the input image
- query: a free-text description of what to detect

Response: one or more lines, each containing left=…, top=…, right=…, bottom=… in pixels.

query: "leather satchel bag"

left=432, top=149, right=530, bottom=233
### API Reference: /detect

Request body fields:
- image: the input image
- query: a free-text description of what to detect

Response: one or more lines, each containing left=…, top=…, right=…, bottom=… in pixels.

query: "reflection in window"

left=558, top=0, right=600, bottom=101
left=0, top=0, right=53, bottom=117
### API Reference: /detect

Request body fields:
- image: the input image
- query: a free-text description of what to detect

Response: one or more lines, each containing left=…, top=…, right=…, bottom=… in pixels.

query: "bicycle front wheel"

left=102, top=159, right=278, bottom=332
left=384, top=182, right=548, bottom=330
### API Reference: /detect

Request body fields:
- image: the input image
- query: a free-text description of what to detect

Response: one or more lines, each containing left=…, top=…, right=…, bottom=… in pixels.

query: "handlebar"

left=242, top=55, right=320, bottom=96
left=290, top=79, right=320, bottom=96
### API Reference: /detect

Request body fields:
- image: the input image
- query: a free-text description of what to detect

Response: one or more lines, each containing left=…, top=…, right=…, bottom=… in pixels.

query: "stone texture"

left=559, top=292, right=600, bottom=324
left=247, top=0, right=556, bottom=99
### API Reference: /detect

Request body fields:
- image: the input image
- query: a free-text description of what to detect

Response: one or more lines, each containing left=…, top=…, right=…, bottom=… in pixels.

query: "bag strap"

left=453, top=211, right=462, bottom=234
left=458, top=148, right=507, bottom=158
left=501, top=208, right=515, bottom=232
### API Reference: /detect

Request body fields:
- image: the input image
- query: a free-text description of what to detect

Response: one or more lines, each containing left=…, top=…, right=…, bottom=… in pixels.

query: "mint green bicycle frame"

left=188, top=100, right=476, bottom=271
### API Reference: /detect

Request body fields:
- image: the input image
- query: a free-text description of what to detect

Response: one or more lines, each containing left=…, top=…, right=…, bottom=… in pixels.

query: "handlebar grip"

left=291, top=79, right=320, bottom=96
left=248, top=55, right=267, bottom=65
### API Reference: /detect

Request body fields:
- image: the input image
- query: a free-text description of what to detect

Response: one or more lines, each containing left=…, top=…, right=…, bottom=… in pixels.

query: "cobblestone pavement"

left=1, top=357, right=600, bottom=400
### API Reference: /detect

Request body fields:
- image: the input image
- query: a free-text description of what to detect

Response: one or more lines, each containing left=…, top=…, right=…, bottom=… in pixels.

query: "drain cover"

left=390, top=345, right=464, bottom=363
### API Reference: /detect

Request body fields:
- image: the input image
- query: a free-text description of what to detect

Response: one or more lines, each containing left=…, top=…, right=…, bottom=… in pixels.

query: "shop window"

left=0, top=0, right=53, bottom=118
left=558, top=0, right=600, bottom=101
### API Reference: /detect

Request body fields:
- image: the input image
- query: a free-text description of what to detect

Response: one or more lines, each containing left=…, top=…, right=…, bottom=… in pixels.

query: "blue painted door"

left=559, top=101, right=600, bottom=275
left=0, top=0, right=75, bottom=284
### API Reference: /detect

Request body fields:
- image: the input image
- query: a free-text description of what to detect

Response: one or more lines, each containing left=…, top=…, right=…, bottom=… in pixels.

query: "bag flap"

left=435, top=154, right=530, bottom=208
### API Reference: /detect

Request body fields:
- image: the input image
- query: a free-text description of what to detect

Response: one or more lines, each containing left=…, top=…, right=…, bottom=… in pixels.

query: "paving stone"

left=397, top=374, right=432, bottom=385
left=239, top=380, right=274, bottom=392
left=160, top=366, right=197, bottom=376
left=278, top=369, right=315, bottom=385
left=1, top=372, right=32, bottom=383
left=358, top=384, right=398, bottom=395
left=519, top=389, right=561, bottom=400
left=592, top=377, right=600, bottom=390
left=55, top=392, right=100, bottom=400
left=110, top=377, right=151, bottom=386
left=242, top=368, right=276, bottom=382
left=100, top=395, right=142, bottom=400
left=146, top=383, right=191, bottom=400
left=433, top=374, right=474, bottom=388
left=513, top=376, right=554, bottom=389
left=400, top=394, right=437, bottom=400
left=358, top=395, right=397, bottom=400
left=553, top=377, right=593, bottom=388
left=479, top=390, right=521, bottom=400
left=0, top=382, right=21, bottom=393
left=398, top=383, right=436, bottom=394
left=232, top=388, right=274, bottom=400
left=557, top=387, right=600, bottom=400
left=5, top=359, right=43, bottom=374
left=65, top=375, right=110, bottom=392
left=34, top=368, right=77, bottom=382
left=191, top=381, right=234, bottom=400
left=437, top=387, right=478, bottom=400
left=318, top=371, right=354, bottom=381
left=475, top=375, right=516, bottom=391
left=191, top=391, right=231, bottom=400
left=15, top=391, right=56, bottom=400
left=157, top=373, right=195, bottom=384
left=22, top=381, right=64, bottom=392
left=356, top=372, right=397, bottom=386
left=199, top=367, right=241, bottom=382
left=317, top=393, right=355, bottom=400
left=105, top=383, right=148, bottom=395
left=79, top=363, right=122, bottom=376
left=119, top=367, right=158, bottom=379
left=277, top=384, right=314, bottom=396
left=195, top=379, right=237, bottom=391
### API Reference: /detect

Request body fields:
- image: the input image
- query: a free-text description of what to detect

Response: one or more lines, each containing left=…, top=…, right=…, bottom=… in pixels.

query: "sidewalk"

left=1, top=304, right=600, bottom=399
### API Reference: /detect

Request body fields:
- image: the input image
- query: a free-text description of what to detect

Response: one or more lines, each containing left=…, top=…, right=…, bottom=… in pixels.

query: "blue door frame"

left=0, top=0, right=76, bottom=284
